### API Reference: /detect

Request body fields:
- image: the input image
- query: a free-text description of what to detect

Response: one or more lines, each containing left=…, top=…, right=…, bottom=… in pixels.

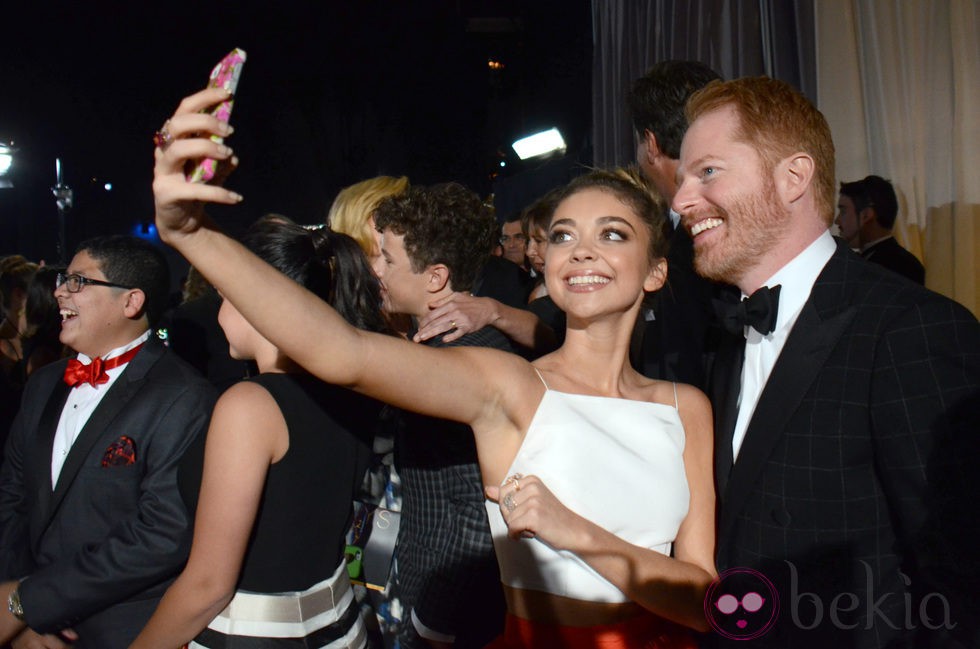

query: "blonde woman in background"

left=328, top=175, right=410, bottom=268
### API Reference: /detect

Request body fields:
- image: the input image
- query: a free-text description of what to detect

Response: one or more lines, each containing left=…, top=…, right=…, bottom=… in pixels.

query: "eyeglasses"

left=56, top=272, right=133, bottom=293
left=499, top=233, right=528, bottom=245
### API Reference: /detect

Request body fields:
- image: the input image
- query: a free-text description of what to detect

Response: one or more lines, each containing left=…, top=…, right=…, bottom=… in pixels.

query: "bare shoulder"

left=446, top=343, right=538, bottom=391
left=214, top=380, right=277, bottom=413
left=210, top=381, right=285, bottom=441
left=673, top=383, right=713, bottom=445
left=674, top=382, right=711, bottom=412
left=636, top=378, right=712, bottom=440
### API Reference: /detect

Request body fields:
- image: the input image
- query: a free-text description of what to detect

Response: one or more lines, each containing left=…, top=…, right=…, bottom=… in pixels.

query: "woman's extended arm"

left=130, top=382, right=285, bottom=648
left=487, top=383, right=716, bottom=631
left=153, top=88, right=533, bottom=435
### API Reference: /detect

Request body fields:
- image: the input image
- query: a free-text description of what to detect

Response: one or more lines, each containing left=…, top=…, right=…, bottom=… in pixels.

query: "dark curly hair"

left=242, top=215, right=389, bottom=335
left=547, top=168, right=670, bottom=263
left=78, top=236, right=170, bottom=326
left=373, top=182, right=497, bottom=292
left=627, top=60, right=721, bottom=160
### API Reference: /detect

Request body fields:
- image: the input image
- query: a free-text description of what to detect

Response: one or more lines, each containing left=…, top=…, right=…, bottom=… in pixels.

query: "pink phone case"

left=187, top=48, right=247, bottom=183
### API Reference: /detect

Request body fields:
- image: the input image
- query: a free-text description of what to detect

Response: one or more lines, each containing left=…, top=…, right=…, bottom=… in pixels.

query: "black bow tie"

left=714, top=285, right=782, bottom=336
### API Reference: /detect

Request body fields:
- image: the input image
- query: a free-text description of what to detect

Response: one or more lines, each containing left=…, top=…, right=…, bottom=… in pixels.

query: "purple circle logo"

left=704, top=567, right=779, bottom=640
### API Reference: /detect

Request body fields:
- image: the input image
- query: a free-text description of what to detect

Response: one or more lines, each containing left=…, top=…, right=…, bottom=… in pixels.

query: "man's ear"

left=643, top=258, right=668, bottom=293
left=425, top=264, right=451, bottom=294
left=859, top=206, right=877, bottom=228
left=122, top=289, right=147, bottom=320
left=641, top=129, right=662, bottom=164
left=777, top=153, right=815, bottom=205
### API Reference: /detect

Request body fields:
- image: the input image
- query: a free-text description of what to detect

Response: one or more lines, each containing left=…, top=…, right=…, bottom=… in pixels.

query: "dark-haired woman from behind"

left=130, top=217, right=390, bottom=649
left=19, top=266, right=67, bottom=376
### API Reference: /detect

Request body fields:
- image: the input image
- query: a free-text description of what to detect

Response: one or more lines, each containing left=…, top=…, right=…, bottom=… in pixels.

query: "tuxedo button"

left=770, top=507, right=792, bottom=527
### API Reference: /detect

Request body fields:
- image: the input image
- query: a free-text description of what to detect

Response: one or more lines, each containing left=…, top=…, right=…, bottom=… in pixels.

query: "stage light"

left=512, top=128, right=566, bottom=160
left=0, top=143, right=14, bottom=188
left=104, top=183, right=112, bottom=191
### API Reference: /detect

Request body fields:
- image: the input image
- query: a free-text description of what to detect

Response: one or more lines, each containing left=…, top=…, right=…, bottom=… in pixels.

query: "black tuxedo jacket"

left=636, top=223, right=719, bottom=389
left=710, top=243, right=979, bottom=648
left=0, top=339, right=215, bottom=648
left=861, top=236, right=926, bottom=285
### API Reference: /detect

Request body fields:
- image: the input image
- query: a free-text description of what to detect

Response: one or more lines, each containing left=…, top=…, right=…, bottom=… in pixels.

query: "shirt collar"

left=76, top=330, right=151, bottom=364
left=860, top=234, right=894, bottom=253
left=749, top=229, right=836, bottom=335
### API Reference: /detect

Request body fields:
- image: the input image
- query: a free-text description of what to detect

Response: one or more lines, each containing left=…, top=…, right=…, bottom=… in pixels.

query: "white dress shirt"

left=51, top=331, right=151, bottom=486
left=732, top=230, right=836, bottom=461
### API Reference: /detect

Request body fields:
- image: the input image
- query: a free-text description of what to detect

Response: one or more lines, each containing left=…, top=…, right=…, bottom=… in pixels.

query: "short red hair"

left=687, top=77, right=836, bottom=226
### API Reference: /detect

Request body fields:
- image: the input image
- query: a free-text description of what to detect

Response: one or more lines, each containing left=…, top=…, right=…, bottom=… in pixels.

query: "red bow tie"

left=63, top=344, right=144, bottom=388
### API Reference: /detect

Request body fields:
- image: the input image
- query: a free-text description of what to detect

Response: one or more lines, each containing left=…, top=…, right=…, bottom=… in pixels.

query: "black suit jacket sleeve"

left=0, top=393, right=33, bottom=580
left=6, top=354, right=215, bottom=633
left=870, top=294, right=980, bottom=638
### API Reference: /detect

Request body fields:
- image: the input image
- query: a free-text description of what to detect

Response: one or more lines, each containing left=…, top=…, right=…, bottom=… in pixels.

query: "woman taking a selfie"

left=150, top=85, right=716, bottom=649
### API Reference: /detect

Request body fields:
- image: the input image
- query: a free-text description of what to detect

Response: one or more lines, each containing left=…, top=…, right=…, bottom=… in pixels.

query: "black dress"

left=179, top=373, right=379, bottom=648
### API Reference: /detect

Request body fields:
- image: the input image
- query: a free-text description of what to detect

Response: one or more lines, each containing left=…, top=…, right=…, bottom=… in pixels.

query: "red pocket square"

left=101, top=435, right=137, bottom=467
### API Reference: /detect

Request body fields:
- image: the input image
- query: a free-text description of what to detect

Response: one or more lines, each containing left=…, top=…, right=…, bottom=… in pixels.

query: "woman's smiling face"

left=545, top=188, right=665, bottom=320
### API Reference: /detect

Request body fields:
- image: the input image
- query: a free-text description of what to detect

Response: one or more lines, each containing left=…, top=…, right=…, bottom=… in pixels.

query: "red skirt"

left=484, top=612, right=697, bottom=649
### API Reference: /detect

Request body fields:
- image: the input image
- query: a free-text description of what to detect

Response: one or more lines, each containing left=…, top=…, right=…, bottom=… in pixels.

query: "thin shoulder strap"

left=532, top=367, right=550, bottom=390
left=672, top=381, right=679, bottom=409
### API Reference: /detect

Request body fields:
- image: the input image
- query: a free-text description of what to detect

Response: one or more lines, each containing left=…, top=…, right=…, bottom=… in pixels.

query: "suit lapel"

left=29, top=371, right=71, bottom=544
left=711, top=334, right=744, bottom=497
left=718, top=246, right=858, bottom=540
left=47, top=342, right=161, bottom=517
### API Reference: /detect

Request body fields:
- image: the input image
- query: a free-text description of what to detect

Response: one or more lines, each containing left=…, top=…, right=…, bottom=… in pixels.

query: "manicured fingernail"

left=229, top=192, right=244, bottom=202
left=219, top=123, right=234, bottom=136
left=219, top=145, right=233, bottom=156
left=230, top=156, right=239, bottom=167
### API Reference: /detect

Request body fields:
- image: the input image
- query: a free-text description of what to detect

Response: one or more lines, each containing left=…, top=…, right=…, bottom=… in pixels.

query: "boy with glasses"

left=0, top=235, right=214, bottom=648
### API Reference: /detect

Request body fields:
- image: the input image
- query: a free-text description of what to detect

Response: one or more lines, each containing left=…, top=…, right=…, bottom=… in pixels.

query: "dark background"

left=0, top=1, right=592, bottom=270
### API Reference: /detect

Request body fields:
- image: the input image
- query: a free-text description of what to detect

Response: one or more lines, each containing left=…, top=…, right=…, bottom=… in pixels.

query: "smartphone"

left=186, top=48, right=247, bottom=183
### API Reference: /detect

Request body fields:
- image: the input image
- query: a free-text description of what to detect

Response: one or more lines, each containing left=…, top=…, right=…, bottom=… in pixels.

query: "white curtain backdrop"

left=592, top=0, right=978, bottom=313
left=816, top=0, right=979, bottom=314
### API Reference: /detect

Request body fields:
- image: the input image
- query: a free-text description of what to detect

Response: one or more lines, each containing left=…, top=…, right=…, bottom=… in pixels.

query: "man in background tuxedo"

left=837, top=174, right=925, bottom=284
left=627, top=59, right=723, bottom=388
left=674, top=77, right=978, bottom=646
left=0, top=235, right=214, bottom=648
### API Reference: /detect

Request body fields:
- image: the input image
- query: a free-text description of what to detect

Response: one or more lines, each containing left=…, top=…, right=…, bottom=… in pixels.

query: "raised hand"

left=415, top=292, right=498, bottom=343
left=152, top=87, right=243, bottom=244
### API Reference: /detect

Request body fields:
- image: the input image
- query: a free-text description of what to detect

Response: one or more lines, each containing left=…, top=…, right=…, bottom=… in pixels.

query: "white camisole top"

left=485, top=373, right=690, bottom=603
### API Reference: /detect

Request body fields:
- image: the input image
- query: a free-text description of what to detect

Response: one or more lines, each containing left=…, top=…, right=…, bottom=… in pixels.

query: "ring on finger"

left=502, top=492, right=517, bottom=513
left=450, top=320, right=458, bottom=329
left=153, top=120, right=173, bottom=150
left=504, top=473, right=523, bottom=491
